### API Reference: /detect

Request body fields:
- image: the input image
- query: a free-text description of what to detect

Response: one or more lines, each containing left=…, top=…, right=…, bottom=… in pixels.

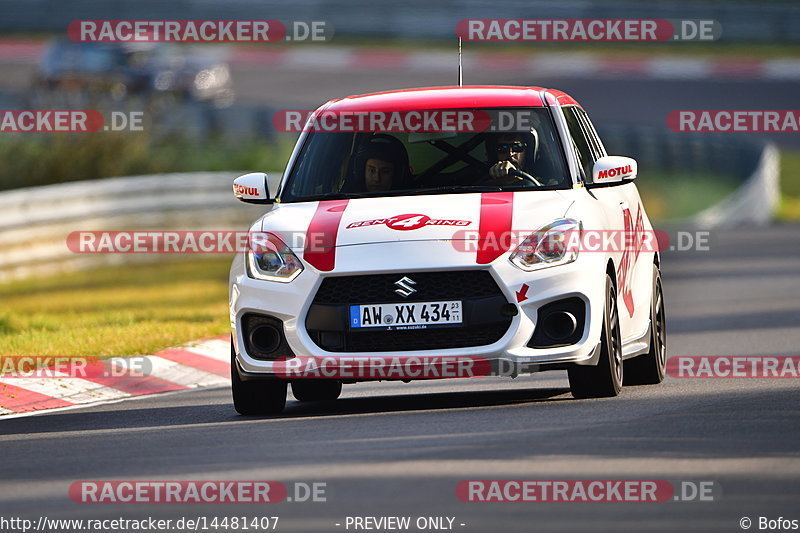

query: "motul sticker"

left=597, top=165, right=633, bottom=180
left=233, top=184, right=260, bottom=197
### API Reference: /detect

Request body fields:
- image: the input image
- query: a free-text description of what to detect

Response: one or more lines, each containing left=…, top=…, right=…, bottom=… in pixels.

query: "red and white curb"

left=0, top=336, right=230, bottom=418
left=0, top=39, right=798, bottom=81
left=0, top=40, right=42, bottom=61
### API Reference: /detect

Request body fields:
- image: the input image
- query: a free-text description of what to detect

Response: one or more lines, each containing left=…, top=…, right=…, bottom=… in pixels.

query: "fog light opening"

left=542, top=311, right=578, bottom=341
left=249, top=324, right=282, bottom=354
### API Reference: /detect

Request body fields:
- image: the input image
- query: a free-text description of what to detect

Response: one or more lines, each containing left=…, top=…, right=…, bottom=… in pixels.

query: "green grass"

left=0, top=258, right=232, bottom=357
left=779, top=148, right=800, bottom=196
left=777, top=148, right=800, bottom=220
left=637, top=172, right=739, bottom=220
left=0, top=132, right=296, bottom=192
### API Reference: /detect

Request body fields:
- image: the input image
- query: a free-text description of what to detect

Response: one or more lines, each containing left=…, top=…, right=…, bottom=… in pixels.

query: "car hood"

left=260, top=191, right=574, bottom=271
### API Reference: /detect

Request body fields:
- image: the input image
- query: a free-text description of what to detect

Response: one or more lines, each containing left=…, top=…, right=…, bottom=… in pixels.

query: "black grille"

left=342, top=324, right=511, bottom=352
left=313, top=270, right=502, bottom=304
left=306, top=270, right=513, bottom=353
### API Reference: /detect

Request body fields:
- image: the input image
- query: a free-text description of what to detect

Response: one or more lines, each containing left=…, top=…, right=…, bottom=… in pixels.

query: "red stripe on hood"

left=304, top=199, right=350, bottom=271
left=477, top=192, right=514, bottom=264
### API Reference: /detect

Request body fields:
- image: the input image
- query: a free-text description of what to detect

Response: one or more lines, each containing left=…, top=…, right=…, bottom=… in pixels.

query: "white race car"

left=229, top=86, right=666, bottom=414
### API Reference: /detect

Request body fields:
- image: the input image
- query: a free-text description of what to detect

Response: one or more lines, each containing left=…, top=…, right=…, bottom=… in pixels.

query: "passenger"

left=364, top=156, right=396, bottom=192
left=345, top=135, right=410, bottom=193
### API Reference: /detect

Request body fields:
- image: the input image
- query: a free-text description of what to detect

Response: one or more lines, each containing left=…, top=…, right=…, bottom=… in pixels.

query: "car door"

left=562, top=106, right=649, bottom=342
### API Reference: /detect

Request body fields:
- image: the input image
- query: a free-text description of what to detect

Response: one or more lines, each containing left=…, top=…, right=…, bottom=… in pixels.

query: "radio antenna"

left=458, top=37, right=463, bottom=86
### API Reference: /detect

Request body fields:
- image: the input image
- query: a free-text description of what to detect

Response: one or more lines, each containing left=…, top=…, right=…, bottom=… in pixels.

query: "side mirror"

left=233, top=172, right=273, bottom=204
left=591, top=156, right=637, bottom=184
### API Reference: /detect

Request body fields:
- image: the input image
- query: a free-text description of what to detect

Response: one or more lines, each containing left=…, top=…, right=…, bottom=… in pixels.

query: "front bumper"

left=230, top=243, right=608, bottom=379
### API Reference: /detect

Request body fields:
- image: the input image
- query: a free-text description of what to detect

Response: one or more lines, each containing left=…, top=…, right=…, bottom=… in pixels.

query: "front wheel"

left=624, top=265, right=667, bottom=385
left=231, top=340, right=287, bottom=415
left=568, top=274, right=623, bottom=398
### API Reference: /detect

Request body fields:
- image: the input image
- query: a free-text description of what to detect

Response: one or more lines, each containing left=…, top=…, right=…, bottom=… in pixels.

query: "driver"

left=488, top=132, right=529, bottom=182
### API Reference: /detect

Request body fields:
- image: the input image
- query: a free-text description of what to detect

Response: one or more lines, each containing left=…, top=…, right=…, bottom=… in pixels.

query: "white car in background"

left=228, top=85, right=666, bottom=414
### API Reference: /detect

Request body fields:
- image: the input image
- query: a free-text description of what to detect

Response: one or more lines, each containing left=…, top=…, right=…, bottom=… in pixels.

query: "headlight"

left=246, top=232, right=303, bottom=282
left=509, top=218, right=581, bottom=271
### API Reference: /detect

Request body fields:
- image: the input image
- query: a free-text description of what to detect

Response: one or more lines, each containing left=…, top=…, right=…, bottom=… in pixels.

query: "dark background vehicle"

left=32, top=37, right=234, bottom=106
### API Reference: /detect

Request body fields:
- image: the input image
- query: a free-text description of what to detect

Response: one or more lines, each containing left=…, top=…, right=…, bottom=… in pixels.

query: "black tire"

left=291, top=380, right=343, bottom=402
left=624, top=265, right=667, bottom=385
left=231, top=341, right=287, bottom=415
left=568, top=274, right=623, bottom=398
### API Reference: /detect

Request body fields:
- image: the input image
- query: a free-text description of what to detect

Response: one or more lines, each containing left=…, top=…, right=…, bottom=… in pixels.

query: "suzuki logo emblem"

left=394, top=276, right=417, bottom=297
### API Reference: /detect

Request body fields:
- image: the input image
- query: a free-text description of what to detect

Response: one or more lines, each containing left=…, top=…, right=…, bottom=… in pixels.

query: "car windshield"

left=279, top=107, right=569, bottom=202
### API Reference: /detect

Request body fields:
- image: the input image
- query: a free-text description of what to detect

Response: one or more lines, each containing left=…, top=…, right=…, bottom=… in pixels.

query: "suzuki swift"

left=228, top=86, right=666, bottom=414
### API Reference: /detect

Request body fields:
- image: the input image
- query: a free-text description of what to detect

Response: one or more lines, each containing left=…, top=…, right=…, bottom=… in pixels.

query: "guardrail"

left=0, top=172, right=281, bottom=282
left=0, top=135, right=780, bottom=282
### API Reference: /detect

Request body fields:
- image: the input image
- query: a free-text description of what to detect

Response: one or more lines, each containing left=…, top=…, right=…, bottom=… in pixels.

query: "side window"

left=562, top=107, right=596, bottom=181
left=575, top=108, right=606, bottom=161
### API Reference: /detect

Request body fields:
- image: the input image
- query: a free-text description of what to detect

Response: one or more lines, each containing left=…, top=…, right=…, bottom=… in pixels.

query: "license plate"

left=349, top=301, right=462, bottom=330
